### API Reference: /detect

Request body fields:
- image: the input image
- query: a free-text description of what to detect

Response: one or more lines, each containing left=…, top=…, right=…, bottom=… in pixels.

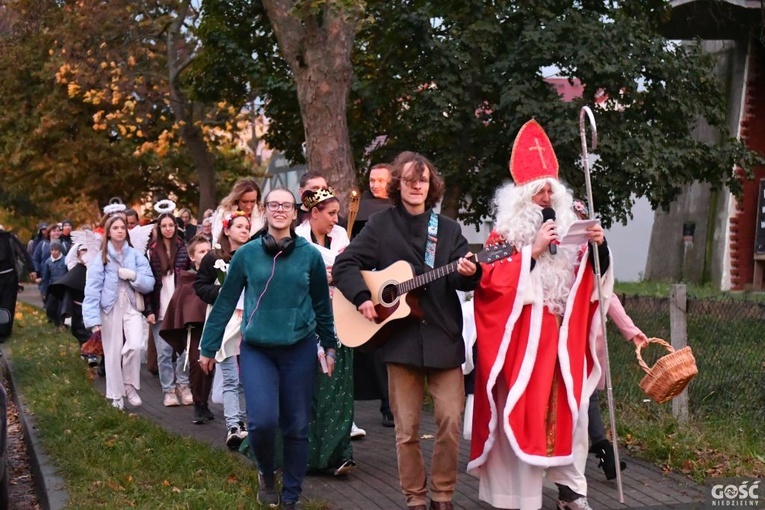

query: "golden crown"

left=302, top=187, right=336, bottom=210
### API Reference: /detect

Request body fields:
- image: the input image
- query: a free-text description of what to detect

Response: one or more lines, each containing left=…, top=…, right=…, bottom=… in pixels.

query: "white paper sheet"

left=560, top=219, right=599, bottom=245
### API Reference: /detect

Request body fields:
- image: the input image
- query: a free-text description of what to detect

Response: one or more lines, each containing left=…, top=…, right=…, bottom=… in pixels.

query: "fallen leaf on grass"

left=107, top=481, right=124, bottom=491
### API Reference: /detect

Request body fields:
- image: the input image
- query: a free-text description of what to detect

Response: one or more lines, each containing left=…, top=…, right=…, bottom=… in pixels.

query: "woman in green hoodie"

left=199, top=188, right=336, bottom=510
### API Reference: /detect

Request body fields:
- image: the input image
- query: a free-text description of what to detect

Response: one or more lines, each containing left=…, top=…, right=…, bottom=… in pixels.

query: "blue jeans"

left=218, top=355, right=247, bottom=429
left=152, top=322, right=189, bottom=392
left=240, top=335, right=317, bottom=505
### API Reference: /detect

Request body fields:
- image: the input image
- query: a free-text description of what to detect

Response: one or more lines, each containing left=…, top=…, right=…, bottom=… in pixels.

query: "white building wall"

left=605, top=196, right=654, bottom=282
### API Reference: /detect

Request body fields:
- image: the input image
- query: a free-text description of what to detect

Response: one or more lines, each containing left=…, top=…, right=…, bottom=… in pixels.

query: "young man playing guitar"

left=333, top=151, right=480, bottom=510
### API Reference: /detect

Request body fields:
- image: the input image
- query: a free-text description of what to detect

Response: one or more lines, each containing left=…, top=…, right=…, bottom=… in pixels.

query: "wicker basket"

left=636, top=338, right=698, bottom=404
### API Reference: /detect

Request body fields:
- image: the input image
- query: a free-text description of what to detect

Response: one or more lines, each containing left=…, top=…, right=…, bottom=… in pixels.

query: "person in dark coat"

left=350, top=163, right=394, bottom=238
left=48, top=244, right=92, bottom=356
left=0, top=225, right=35, bottom=341
left=332, top=151, right=480, bottom=510
left=350, top=163, right=396, bottom=427
left=178, top=208, right=198, bottom=242
left=40, top=241, right=68, bottom=326
left=27, top=222, right=48, bottom=256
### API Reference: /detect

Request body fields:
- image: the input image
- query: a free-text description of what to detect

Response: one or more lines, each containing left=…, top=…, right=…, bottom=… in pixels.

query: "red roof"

left=544, top=77, right=607, bottom=104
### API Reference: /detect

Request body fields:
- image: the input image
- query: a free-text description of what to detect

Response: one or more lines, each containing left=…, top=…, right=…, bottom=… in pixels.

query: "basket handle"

left=635, top=337, right=675, bottom=374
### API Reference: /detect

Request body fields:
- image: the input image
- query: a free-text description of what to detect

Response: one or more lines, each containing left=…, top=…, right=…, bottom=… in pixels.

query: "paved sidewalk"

left=100, top=367, right=706, bottom=510
left=17, top=287, right=706, bottom=509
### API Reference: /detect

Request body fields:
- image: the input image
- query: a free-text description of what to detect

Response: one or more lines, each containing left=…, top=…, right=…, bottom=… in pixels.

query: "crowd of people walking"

left=0, top=120, right=647, bottom=510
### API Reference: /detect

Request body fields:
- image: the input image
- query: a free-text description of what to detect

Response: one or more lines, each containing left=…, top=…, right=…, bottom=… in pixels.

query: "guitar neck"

left=397, top=260, right=461, bottom=295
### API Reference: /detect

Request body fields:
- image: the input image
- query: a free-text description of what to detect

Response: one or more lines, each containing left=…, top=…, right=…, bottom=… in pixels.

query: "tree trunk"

left=182, top=122, right=217, bottom=216
left=261, top=0, right=360, bottom=213
left=167, top=0, right=217, bottom=217
left=440, top=181, right=462, bottom=220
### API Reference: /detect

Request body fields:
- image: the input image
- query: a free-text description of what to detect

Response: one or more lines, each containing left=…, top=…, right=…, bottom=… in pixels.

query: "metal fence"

left=606, top=292, right=765, bottom=419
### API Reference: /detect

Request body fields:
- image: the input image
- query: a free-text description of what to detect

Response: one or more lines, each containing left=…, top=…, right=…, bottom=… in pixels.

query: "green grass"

left=613, top=403, right=765, bottom=483
left=603, top=299, right=765, bottom=482
left=6, top=303, right=328, bottom=509
left=614, top=281, right=765, bottom=301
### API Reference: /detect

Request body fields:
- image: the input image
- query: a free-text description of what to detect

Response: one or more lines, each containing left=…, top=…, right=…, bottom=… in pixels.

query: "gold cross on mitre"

left=529, top=138, right=547, bottom=169
left=508, top=119, right=559, bottom=185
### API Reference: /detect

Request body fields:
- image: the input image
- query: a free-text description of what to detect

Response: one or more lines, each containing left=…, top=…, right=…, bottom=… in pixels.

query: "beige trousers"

left=101, top=288, right=144, bottom=400
left=387, top=363, right=464, bottom=507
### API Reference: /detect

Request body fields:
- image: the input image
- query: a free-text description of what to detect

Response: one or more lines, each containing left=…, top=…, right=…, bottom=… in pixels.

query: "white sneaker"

left=226, top=426, right=245, bottom=450
left=111, top=398, right=124, bottom=411
left=333, top=459, right=356, bottom=476
left=177, top=384, right=193, bottom=406
left=350, top=422, right=366, bottom=439
left=124, top=384, right=142, bottom=407
left=557, top=497, right=593, bottom=510
left=236, top=421, right=249, bottom=440
left=163, top=389, right=180, bottom=407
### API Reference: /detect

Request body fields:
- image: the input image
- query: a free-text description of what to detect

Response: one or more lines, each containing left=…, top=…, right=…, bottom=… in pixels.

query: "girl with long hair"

left=194, top=210, right=251, bottom=449
left=82, top=216, right=154, bottom=410
left=146, top=212, right=192, bottom=407
left=211, top=177, right=265, bottom=242
left=295, top=187, right=356, bottom=476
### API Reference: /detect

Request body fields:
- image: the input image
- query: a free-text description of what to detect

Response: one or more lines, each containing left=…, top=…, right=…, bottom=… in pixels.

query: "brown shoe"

left=429, top=502, right=453, bottom=510
left=407, top=506, right=426, bottom=510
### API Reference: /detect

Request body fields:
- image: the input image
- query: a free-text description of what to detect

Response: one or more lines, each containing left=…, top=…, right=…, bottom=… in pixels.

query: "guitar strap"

left=425, top=210, right=438, bottom=269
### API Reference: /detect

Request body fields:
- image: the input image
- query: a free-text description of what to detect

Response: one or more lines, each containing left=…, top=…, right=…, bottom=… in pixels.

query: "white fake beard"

left=535, top=245, right=578, bottom=316
left=494, top=186, right=579, bottom=316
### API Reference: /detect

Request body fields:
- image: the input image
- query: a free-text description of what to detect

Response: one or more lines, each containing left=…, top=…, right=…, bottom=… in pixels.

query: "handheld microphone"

left=541, top=207, right=557, bottom=255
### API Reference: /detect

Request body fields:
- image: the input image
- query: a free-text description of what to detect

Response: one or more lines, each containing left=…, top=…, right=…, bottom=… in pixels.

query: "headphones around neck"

left=260, top=230, right=296, bottom=256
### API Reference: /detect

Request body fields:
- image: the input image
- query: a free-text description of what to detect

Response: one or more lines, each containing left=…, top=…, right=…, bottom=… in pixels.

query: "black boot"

left=202, top=403, right=214, bottom=421
left=590, top=439, right=626, bottom=480
left=192, top=403, right=207, bottom=424
left=381, top=410, right=394, bottom=428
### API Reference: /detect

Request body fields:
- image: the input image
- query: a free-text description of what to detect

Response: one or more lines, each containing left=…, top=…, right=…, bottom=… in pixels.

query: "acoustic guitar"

left=333, top=243, right=511, bottom=350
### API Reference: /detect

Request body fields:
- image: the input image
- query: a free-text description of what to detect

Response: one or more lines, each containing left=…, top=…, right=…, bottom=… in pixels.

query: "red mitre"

left=509, top=119, right=559, bottom=185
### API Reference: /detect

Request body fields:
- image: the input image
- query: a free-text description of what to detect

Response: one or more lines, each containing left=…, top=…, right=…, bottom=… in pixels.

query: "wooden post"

left=670, top=284, right=689, bottom=422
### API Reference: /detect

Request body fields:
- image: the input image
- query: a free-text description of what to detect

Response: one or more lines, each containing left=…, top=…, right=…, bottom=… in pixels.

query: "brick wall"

left=731, top=42, right=765, bottom=290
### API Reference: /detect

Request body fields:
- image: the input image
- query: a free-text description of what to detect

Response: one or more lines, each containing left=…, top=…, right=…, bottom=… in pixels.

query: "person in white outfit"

left=210, top=177, right=265, bottom=242
left=83, top=215, right=155, bottom=410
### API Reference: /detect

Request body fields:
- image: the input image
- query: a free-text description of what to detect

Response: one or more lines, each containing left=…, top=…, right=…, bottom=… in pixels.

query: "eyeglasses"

left=403, top=177, right=429, bottom=187
left=265, top=201, right=296, bottom=212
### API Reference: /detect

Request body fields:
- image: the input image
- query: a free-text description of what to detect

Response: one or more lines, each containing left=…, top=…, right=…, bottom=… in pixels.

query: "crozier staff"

left=468, top=119, right=612, bottom=510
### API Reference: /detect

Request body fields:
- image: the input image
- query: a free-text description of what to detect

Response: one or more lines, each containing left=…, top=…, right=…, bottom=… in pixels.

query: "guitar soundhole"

left=380, top=283, right=399, bottom=306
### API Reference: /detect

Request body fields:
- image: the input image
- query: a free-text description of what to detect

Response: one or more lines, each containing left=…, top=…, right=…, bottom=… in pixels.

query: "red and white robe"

left=467, top=239, right=612, bottom=509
